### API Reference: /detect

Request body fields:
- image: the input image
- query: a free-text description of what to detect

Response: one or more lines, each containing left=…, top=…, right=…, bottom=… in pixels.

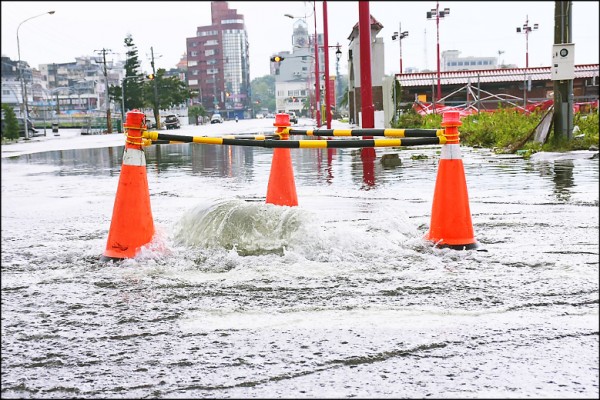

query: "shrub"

left=1, top=104, right=20, bottom=140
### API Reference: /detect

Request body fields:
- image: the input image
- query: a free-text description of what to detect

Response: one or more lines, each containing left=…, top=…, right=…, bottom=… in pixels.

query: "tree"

left=123, top=34, right=144, bottom=111
left=188, top=105, right=207, bottom=125
left=1, top=104, right=20, bottom=140
left=250, top=75, right=276, bottom=112
left=143, top=68, right=196, bottom=111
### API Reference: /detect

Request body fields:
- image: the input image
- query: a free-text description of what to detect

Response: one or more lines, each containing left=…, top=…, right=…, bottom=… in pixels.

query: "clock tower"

left=292, top=19, right=309, bottom=49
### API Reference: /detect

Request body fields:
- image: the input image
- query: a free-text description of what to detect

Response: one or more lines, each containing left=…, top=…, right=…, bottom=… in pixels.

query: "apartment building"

left=186, top=1, right=251, bottom=119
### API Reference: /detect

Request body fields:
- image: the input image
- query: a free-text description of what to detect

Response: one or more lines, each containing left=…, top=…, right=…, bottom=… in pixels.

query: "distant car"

left=210, top=113, right=224, bottom=124
left=16, top=117, right=40, bottom=137
left=164, top=114, right=181, bottom=130
left=265, top=113, right=275, bottom=118
left=288, top=112, right=298, bottom=124
left=145, top=117, right=157, bottom=129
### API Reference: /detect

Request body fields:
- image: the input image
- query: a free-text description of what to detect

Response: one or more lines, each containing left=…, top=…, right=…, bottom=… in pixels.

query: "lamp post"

left=335, top=43, right=342, bottom=113
left=322, top=0, right=332, bottom=129
left=321, top=43, right=342, bottom=129
left=17, top=10, right=55, bottom=139
left=426, top=2, right=449, bottom=102
left=392, top=23, right=409, bottom=74
left=516, top=15, right=538, bottom=68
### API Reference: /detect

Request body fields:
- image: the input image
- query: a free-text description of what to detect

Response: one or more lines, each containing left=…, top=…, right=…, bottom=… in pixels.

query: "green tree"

left=122, top=34, right=144, bottom=111
left=250, top=75, right=276, bottom=113
left=1, top=104, right=20, bottom=140
left=188, top=105, right=207, bottom=125
left=143, top=68, right=196, bottom=111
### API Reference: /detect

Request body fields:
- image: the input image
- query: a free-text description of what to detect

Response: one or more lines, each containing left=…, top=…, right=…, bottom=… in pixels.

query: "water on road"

left=1, top=119, right=598, bottom=398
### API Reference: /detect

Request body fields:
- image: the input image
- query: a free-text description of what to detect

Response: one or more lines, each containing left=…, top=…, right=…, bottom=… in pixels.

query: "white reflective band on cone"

left=122, top=148, right=146, bottom=166
left=440, top=144, right=462, bottom=160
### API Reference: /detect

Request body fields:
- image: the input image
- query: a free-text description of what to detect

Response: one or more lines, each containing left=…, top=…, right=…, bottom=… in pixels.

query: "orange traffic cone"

left=266, top=113, right=298, bottom=207
left=425, top=111, right=478, bottom=250
left=101, top=110, right=155, bottom=261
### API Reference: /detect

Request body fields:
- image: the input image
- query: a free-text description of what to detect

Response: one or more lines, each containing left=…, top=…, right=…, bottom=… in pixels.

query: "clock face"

left=296, top=36, right=307, bottom=47
left=560, top=48, right=568, bottom=57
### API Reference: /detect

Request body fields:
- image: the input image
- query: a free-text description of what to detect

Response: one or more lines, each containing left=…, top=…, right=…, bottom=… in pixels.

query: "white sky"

left=2, top=1, right=598, bottom=81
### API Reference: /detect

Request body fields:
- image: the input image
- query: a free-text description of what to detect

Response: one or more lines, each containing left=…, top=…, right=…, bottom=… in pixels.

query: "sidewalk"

left=1, top=129, right=124, bottom=159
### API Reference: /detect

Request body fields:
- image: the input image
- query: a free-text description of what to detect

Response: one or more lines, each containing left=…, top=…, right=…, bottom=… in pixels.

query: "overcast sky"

left=2, top=1, right=598, bottom=81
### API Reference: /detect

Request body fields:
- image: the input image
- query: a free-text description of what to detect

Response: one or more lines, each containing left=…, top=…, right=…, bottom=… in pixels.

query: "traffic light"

left=146, top=74, right=155, bottom=80
left=270, top=55, right=284, bottom=63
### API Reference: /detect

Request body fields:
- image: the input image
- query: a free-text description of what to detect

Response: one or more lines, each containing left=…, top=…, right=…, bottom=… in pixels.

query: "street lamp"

left=392, top=23, right=409, bottom=74
left=17, top=10, right=55, bottom=139
left=335, top=43, right=342, bottom=112
left=322, top=0, right=332, bottom=128
left=516, top=15, right=538, bottom=68
left=426, top=1, right=449, bottom=102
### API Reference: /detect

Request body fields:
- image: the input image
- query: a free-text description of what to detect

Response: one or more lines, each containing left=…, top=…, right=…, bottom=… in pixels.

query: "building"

left=39, top=57, right=114, bottom=116
left=347, top=14, right=385, bottom=127
left=271, top=19, right=324, bottom=117
left=442, top=50, right=502, bottom=72
left=185, top=1, right=251, bottom=119
left=393, top=64, right=599, bottom=112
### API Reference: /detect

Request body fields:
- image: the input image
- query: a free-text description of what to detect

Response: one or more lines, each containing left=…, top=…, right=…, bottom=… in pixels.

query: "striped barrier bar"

left=286, top=128, right=444, bottom=138
left=143, top=131, right=446, bottom=149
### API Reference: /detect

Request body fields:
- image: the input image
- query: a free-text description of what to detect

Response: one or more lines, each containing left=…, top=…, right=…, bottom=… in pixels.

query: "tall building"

left=186, top=1, right=251, bottom=119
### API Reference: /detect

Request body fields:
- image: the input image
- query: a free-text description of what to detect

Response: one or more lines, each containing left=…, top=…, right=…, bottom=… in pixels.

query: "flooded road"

left=1, top=123, right=598, bottom=398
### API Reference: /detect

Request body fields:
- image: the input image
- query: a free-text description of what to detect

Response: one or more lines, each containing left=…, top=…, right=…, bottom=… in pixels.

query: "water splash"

left=173, top=199, right=311, bottom=256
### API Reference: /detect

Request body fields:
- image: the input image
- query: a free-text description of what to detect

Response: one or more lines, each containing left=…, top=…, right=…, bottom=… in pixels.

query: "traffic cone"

left=266, top=113, right=298, bottom=207
left=101, top=110, right=155, bottom=261
left=425, top=111, right=478, bottom=250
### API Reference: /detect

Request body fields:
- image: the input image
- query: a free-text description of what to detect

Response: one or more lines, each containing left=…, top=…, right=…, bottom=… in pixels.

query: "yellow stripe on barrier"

left=299, top=140, right=328, bottom=148
left=374, top=139, right=402, bottom=147
left=193, top=137, right=223, bottom=145
left=380, top=129, right=404, bottom=137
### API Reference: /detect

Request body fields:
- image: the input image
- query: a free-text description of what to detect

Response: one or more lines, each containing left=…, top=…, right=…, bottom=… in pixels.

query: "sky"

left=1, top=1, right=599, bottom=81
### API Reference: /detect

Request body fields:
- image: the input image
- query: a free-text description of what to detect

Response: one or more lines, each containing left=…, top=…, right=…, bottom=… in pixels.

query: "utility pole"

left=150, top=46, right=160, bottom=129
left=553, top=1, right=574, bottom=143
left=95, top=48, right=112, bottom=133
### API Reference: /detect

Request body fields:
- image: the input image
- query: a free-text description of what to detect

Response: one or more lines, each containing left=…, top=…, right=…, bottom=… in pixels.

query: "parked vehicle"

left=15, top=117, right=40, bottom=137
left=164, top=114, right=181, bottom=130
left=145, top=116, right=157, bottom=129
left=288, top=111, right=298, bottom=124
left=210, top=113, right=224, bottom=124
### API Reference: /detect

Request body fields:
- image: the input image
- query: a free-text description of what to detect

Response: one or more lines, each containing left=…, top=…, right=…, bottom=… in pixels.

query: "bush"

left=392, top=106, right=599, bottom=152
left=1, top=104, right=20, bottom=140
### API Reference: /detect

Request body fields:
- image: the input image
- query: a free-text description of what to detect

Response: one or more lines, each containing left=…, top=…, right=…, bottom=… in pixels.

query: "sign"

left=551, top=43, right=575, bottom=81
